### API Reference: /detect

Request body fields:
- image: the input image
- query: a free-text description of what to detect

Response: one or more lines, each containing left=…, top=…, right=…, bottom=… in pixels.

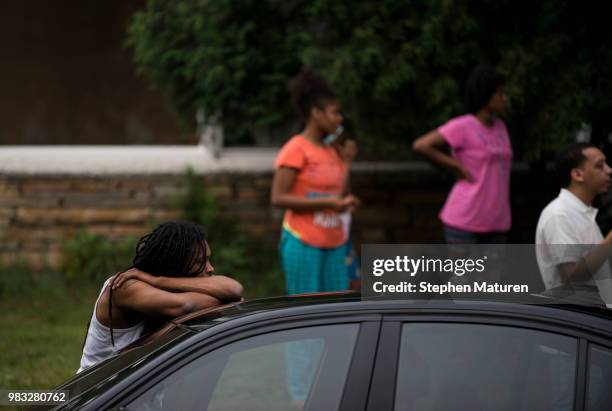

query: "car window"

left=587, top=344, right=612, bottom=411
left=128, top=324, right=359, bottom=411
left=394, top=323, right=577, bottom=411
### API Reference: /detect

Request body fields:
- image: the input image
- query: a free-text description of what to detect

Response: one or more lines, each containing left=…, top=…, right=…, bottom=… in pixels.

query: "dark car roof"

left=185, top=291, right=612, bottom=327
left=51, top=292, right=612, bottom=410
left=172, top=292, right=612, bottom=342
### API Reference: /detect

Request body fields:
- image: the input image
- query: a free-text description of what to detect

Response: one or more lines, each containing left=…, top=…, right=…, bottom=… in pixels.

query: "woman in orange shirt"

left=271, top=68, right=359, bottom=295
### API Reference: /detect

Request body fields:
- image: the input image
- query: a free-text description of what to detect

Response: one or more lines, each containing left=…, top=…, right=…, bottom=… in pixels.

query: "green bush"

left=127, top=0, right=612, bottom=160
left=0, top=263, right=75, bottom=300
left=61, top=230, right=135, bottom=284
left=0, top=263, right=39, bottom=296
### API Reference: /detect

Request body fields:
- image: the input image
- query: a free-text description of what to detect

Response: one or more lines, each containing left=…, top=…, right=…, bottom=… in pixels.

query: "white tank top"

left=77, top=279, right=145, bottom=373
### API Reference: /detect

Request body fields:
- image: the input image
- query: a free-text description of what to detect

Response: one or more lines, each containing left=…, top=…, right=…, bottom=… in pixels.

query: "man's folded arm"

left=558, top=243, right=612, bottom=284
left=543, top=215, right=612, bottom=283
left=113, top=280, right=222, bottom=318
left=153, top=275, right=243, bottom=302
left=112, top=269, right=244, bottom=302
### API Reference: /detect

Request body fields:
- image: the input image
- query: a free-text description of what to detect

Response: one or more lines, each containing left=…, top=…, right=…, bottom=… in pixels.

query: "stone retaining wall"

left=0, top=165, right=557, bottom=270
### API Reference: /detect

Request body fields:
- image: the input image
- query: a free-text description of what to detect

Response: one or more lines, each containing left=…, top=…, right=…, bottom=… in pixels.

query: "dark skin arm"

left=111, top=269, right=243, bottom=302
left=270, top=166, right=359, bottom=212
left=412, top=130, right=473, bottom=181
left=343, top=171, right=351, bottom=196
left=341, top=161, right=352, bottom=196
left=557, top=233, right=612, bottom=283
left=112, top=279, right=222, bottom=318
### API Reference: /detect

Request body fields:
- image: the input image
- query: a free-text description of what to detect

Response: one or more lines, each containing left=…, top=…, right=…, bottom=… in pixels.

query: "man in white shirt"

left=535, top=143, right=612, bottom=306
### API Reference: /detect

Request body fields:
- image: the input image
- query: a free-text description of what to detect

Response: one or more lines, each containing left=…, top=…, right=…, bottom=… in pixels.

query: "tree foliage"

left=127, top=0, right=612, bottom=160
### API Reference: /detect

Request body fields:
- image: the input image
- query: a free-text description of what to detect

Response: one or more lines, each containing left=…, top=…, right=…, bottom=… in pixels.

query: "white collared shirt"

left=535, top=189, right=612, bottom=304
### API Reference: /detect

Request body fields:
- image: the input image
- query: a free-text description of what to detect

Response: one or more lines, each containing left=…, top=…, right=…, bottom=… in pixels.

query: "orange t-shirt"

left=274, top=135, right=347, bottom=248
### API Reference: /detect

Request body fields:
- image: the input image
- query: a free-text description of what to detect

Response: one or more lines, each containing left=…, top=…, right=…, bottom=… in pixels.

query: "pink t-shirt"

left=438, top=114, right=512, bottom=233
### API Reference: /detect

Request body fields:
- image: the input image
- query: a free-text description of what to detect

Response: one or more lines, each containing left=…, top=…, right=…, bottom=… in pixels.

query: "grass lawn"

left=0, top=276, right=99, bottom=392
left=0, top=260, right=284, bottom=410
left=0, top=262, right=285, bottom=392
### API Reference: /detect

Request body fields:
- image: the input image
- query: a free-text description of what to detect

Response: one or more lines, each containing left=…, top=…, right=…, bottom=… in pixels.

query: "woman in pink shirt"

left=413, top=65, right=512, bottom=243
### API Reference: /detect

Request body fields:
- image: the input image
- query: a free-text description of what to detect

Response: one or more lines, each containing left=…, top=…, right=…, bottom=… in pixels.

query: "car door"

left=585, top=342, right=612, bottom=410
left=368, top=310, right=612, bottom=411
left=98, top=313, right=381, bottom=411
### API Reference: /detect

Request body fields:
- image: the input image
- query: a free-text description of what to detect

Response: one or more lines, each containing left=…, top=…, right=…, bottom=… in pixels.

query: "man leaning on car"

left=78, top=221, right=243, bottom=373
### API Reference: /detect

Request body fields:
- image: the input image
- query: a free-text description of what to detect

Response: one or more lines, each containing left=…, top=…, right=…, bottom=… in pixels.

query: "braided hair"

left=108, top=221, right=207, bottom=346
left=288, top=68, right=337, bottom=123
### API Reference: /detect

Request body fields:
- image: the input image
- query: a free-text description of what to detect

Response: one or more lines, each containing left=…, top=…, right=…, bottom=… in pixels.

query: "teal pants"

left=279, top=229, right=348, bottom=400
left=280, top=229, right=348, bottom=294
